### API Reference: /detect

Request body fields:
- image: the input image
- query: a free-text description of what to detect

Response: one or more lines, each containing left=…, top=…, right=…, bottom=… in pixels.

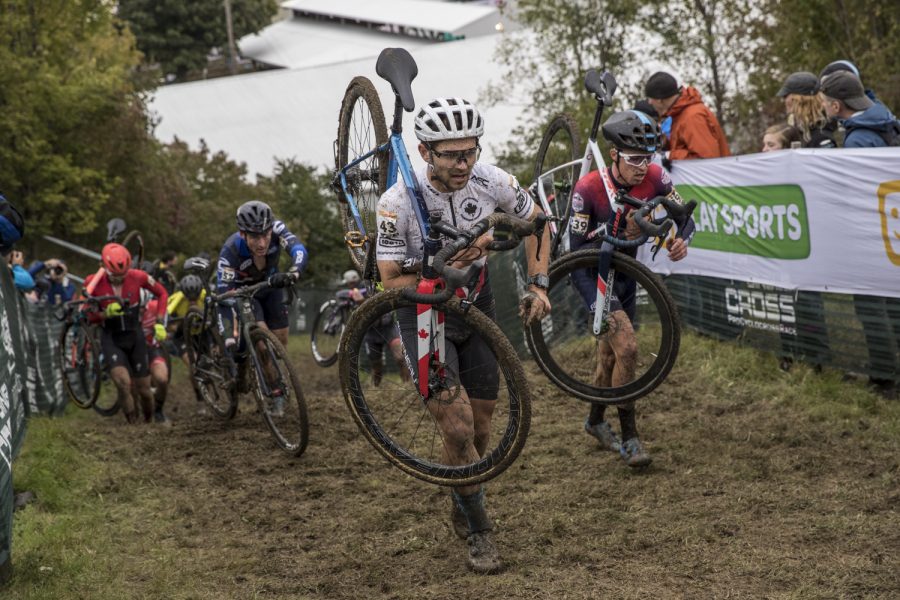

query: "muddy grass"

left=10, top=334, right=900, bottom=599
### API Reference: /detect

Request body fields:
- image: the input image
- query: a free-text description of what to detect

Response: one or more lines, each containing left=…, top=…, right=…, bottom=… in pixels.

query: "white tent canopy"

left=238, top=19, right=432, bottom=70
left=150, top=35, right=525, bottom=180
left=281, top=0, right=501, bottom=39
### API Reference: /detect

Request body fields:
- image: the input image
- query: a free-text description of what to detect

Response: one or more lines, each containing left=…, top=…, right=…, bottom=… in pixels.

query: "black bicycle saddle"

left=376, top=48, right=418, bottom=112
left=585, top=69, right=617, bottom=105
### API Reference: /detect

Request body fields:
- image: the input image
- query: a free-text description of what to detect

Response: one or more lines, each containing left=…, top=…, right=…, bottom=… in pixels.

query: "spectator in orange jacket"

left=645, top=71, right=731, bottom=163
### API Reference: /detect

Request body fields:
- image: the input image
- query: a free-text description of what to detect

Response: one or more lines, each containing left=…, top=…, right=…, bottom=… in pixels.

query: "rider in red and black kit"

left=569, top=110, right=694, bottom=467
left=85, top=243, right=169, bottom=423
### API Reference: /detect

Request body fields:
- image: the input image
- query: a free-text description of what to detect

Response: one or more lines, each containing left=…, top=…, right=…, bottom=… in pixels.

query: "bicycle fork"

left=414, top=278, right=446, bottom=399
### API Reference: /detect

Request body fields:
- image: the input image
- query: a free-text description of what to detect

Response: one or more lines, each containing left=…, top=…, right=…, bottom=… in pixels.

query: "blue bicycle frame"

left=337, top=115, right=431, bottom=253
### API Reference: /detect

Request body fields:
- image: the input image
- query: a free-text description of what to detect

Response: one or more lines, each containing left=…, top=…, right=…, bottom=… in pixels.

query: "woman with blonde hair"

left=777, top=71, right=837, bottom=148
left=761, top=123, right=802, bottom=151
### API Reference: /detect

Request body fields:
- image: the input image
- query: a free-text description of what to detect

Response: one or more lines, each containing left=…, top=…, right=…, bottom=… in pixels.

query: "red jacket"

left=84, top=269, right=168, bottom=330
left=665, top=86, right=731, bottom=160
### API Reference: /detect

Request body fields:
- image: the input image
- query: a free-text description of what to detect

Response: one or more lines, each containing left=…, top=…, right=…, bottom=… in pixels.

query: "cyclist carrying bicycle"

left=84, top=243, right=169, bottom=423
left=375, top=97, right=552, bottom=574
left=217, top=201, right=308, bottom=401
left=569, top=110, right=695, bottom=467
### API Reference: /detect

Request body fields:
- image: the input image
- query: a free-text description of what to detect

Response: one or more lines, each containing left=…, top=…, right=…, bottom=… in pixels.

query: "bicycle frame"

left=212, top=285, right=284, bottom=399
left=338, top=127, right=431, bottom=247
left=532, top=98, right=640, bottom=336
left=336, top=75, right=460, bottom=400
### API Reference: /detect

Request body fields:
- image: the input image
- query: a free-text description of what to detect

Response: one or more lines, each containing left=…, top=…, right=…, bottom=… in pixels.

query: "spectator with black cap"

left=820, top=71, right=900, bottom=148
left=644, top=71, right=730, bottom=164
left=777, top=71, right=837, bottom=148
left=818, top=70, right=900, bottom=398
left=819, top=60, right=878, bottom=104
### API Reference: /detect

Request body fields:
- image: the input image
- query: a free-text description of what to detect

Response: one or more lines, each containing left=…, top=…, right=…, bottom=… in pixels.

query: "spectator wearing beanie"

left=644, top=71, right=730, bottom=162
left=777, top=71, right=837, bottom=149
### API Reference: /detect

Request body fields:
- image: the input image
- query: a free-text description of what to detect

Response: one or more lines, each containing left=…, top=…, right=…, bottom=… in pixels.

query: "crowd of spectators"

left=634, top=60, right=899, bottom=398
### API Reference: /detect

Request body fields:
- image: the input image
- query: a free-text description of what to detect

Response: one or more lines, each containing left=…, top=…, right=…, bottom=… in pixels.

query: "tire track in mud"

left=80, top=346, right=900, bottom=599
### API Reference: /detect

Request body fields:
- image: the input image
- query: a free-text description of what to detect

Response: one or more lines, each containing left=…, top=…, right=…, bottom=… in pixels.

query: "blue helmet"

left=602, top=110, right=660, bottom=153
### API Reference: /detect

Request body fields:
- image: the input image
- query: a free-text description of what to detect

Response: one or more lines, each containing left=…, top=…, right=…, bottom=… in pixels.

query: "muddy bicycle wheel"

left=525, top=248, right=680, bottom=404
left=339, top=288, right=531, bottom=487
left=533, top=113, right=582, bottom=258
left=336, top=76, right=389, bottom=271
left=249, top=327, right=309, bottom=456
left=91, top=388, right=120, bottom=417
left=185, top=309, right=238, bottom=420
left=59, top=321, right=102, bottom=408
left=311, top=299, right=345, bottom=368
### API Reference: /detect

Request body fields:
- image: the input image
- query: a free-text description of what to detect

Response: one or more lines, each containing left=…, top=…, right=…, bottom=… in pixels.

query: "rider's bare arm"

left=524, top=204, right=551, bottom=282
left=378, top=259, right=419, bottom=290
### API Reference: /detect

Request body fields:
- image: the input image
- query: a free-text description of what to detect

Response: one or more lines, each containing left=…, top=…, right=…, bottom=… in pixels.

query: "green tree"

left=486, top=0, right=641, bottom=183
left=0, top=0, right=144, bottom=240
left=118, top=0, right=277, bottom=80
left=258, top=160, right=350, bottom=288
left=752, top=0, right=900, bottom=115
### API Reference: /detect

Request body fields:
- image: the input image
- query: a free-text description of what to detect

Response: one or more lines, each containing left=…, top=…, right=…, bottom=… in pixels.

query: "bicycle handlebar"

left=56, top=295, right=128, bottom=321
left=587, top=195, right=696, bottom=249
left=214, top=279, right=272, bottom=305
left=402, top=213, right=545, bottom=304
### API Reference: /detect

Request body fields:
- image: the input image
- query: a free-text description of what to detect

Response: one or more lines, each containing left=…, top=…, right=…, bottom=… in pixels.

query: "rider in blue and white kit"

left=217, top=200, right=308, bottom=356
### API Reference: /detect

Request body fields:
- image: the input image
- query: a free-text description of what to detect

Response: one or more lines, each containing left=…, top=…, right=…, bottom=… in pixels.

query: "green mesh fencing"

left=483, top=251, right=899, bottom=382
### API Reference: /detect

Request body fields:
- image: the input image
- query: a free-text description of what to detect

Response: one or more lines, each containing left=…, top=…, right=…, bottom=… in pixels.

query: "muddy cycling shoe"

left=466, top=531, right=502, bottom=574
left=153, top=409, right=170, bottom=424
left=450, top=499, right=469, bottom=540
left=268, top=390, right=285, bottom=418
left=584, top=419, right=621, bottom=453
left=620, top=437, right=652, bottom=468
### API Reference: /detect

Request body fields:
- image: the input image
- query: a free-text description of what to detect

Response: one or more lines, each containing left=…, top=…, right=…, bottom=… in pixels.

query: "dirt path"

left=77, top=343, right=899, bottom=599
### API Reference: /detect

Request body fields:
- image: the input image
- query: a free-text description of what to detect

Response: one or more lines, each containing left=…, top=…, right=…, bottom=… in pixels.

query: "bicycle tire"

left=249, top=327, right=309, bottom=456
left=533, top=113, right=582, bottom=259
left=91, top=390, right=121, bottom=417
left=339, top=288, right=531, bottom=487
left=525, top=248, right=680, bottom=404
left=58, top=321, right=102, bottom=409
left=185, top=309, right=238, bottom=420
left=311, top=299, right=345, bottom=368
left=336, top=76, right=389, bottom=271
left=122, top=230, right=144, bottom=267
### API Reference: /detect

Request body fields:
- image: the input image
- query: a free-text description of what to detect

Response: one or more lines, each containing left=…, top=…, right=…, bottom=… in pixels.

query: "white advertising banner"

left=639, top=147, right=900, bottom=298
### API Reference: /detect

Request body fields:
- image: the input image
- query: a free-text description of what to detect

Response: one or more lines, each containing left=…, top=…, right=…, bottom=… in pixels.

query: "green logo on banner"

left=678, top=184, right=810, bottom=259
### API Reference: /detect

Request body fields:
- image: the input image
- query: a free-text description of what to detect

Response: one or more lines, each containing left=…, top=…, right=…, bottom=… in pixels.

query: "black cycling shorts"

left=396, top=292, right=499, bottom=401
left=147, top=341, right=167, bottom=369
left=100, top=327, right=150, bottom=378
left=250, top=287, right=289, bottom=331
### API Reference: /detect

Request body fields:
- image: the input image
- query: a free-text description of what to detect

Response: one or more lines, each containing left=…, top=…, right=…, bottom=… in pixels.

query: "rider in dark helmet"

left=568, top=110, right=695, bottom=468
left=602, top=109, right=661, bottom=154
left=179, top=274, right=204, bottom=301
left=236, top=200, right=274, bottom=233
left=217, top=200, right=308, bottom=404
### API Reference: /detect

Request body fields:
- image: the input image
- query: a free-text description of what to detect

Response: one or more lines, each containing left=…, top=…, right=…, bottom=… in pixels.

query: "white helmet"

left=342, top=270, right=361, bottom=285
left=414, top=98, right=484, bottom=143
